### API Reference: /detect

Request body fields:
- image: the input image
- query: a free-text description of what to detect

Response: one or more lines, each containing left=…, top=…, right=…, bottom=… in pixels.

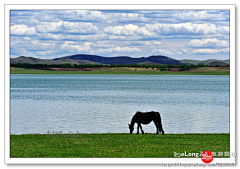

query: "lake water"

left=10, top=74, right=229, bottom=134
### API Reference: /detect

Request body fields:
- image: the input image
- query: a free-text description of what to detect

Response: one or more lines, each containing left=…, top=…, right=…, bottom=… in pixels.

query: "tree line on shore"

left=10, top=63, right=222, bottom=71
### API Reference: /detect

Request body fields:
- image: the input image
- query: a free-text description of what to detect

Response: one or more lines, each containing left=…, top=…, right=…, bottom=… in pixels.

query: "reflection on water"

left=10, top=75, right=229, bottom=134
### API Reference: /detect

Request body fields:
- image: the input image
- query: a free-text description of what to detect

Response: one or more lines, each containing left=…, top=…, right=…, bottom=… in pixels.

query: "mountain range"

left=10, top=54, right=230, bottom=66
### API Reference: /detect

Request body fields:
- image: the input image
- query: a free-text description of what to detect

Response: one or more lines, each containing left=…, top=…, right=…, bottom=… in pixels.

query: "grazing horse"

left=128, top=111, right=164, bottom=134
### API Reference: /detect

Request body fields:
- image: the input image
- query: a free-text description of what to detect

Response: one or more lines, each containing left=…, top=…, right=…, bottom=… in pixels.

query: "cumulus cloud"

left=66, top=10, right=148, bottom=23
left=153, top=47, right=229, bottom=56
left=61, top=41, right=93, bottom=52
left=65, top=10, right=111, bottom=23
left=152, top=48, right=184, bottom=55
left=192, top=48, right=229, bottom=55
left=104, top=22, right=222, bottom=39
left=42, top=32, right=107, bottom=41
left=175, top=10, right=228, bottom=22
left=36, top=21, right=63, bottom=33
left=187, top=38, right=229, bottom=48
left=11, top=24, right=37, bottom=35
left=11, top=48, right=36, bottom=57
left=91, top=41, right=115, bottom=48
left=107, top=35, right=141, bottom=41
left=104, top=24, right=155, bottom=36
left=37, top=21, right=98, bottom=34
left=11, top=37, right=56, bottom=51
left=10, top=10, right=230, bottom=59
left=216, top=26, right=229, bottom=34
left=145, top=23, right=217, bottom=35
left=28, top=40, right=55, bottom=50
left=97, top=46, right=141, bottom=53
left=114, top=13, right=148, bottom=23
left=125, top=41, right=162, bottom=47
left=104, top=24, right=139, bottom=36
left=36, top=50, right=55, bottom=56
left=113, top=46, right=141, bottom=53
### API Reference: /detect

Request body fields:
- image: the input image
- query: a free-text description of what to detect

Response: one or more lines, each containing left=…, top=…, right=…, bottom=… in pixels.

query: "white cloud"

left=42, top=32, right=107, bottom=41
left=91, top=41, right=115, bottom=48
left=63, top=22, right=98, bottom=34
left=192, top=48, right=229, bottom=55
left=36, top=21, right=63, bottom=33
left=13, top=48, right=36, bottom=57
left=98, top=46, right=141, bottom=53
left=220, top=48, right=230, bottom=54
left=10, top=10, right=230, bottom=59
left=29, top=19, right=40, bottom=24
left=152, top=41, right=162, bottom=45
left=104, top=24, right=155, bottom=37
left=181, top=49, right=191, bottom=54
left=37, top=21, right=98, bottom=34
left=36, top=50, right=55, bottom=56
left=11, top=24, right=37, bottom=35
left=152, top=48, right=183, bottom=55
left=67, top=10, right=111, bottom=22
left=145, top=23, right=217, bottom=35
left=175, top=10, right=228, bottom=22
left=104, top=22, right=221, bottom=39
left=104, top=24, right=139, bottom=36
left=216, top=26, right=229, bottom=34
left=113, top=47, right=141, bottom=53
left=153, top=47, right=229, bottom=56
left=176, top=11, right=208, bottom=20
left=117, top=13, right=149, bottom=23
left=107, top=35, right=141, bottom=41
left=66, top=11, right=147, bottom=23
left=125, top=41, right=162, bottom=46
left=31, top=40, right=56, bottom=50
left=11, top=37, right=55, bottom=51
left=61, top=41, right=93, bottom=52
left=187, top=38, right=229, bottom=48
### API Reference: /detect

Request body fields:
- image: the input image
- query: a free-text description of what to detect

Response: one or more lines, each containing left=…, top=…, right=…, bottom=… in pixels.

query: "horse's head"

left=128, top=124, right=134, bottom=134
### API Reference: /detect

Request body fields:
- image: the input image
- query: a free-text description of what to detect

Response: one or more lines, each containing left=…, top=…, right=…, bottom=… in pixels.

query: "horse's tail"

left=157, top=112, right=164, bottom=134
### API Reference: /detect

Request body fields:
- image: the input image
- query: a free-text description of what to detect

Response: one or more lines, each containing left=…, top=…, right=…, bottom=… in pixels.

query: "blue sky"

left=10, top=10, right=230, bottom=60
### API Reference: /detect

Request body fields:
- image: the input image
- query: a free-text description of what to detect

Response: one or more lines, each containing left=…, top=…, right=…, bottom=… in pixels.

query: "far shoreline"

left=10, top=67, right=230, bottom=75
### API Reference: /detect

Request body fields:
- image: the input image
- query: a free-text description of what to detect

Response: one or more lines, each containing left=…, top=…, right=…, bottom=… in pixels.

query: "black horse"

left=128, top=111, right=164, bottom=134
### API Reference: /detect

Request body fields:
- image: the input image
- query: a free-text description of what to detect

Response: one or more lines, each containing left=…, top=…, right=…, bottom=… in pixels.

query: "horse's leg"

left=157, top=115, right=164, bottom=134
left=159, top=122, right=164, bottom=134
left=153, top=120, right=159, bottom=134
left=136, top=123, right=140, bottom=134
left=139, top=123, right=144, bottom=134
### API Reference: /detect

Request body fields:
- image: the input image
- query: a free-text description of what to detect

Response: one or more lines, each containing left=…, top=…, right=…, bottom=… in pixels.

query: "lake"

left=10, top=74, right=229, bottom=134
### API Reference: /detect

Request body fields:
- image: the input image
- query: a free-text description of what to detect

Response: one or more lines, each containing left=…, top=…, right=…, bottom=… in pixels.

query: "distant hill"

left=10, top=56, right=103, bottom=65
left=53, top=54, right=183, bottom=65
left=10, top=56, right=47, bottom=64
left=11, top=54, right=229, bottom=66
left=180, top=59, right=229, bottom=66
left=208, top=61, right=229, bottom=67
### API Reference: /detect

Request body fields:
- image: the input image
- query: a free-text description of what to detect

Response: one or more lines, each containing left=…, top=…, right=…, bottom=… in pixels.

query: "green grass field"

left=10, top=67, right=230, bottom=75
left=10, top=133, right=230, bottom=158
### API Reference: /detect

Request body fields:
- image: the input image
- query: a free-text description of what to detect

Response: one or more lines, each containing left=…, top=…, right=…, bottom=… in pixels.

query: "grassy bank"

left=10, top=67, right=230, bottom=75
left=10, top=133, right=230, bottom=158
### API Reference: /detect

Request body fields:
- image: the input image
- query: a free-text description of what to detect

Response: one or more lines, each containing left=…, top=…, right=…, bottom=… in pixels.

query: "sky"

left=10, top=9, right=230, bottom=60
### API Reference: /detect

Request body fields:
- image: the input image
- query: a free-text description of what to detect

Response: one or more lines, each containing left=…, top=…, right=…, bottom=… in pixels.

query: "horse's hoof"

left=136, top=133, right=139, bottom=134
